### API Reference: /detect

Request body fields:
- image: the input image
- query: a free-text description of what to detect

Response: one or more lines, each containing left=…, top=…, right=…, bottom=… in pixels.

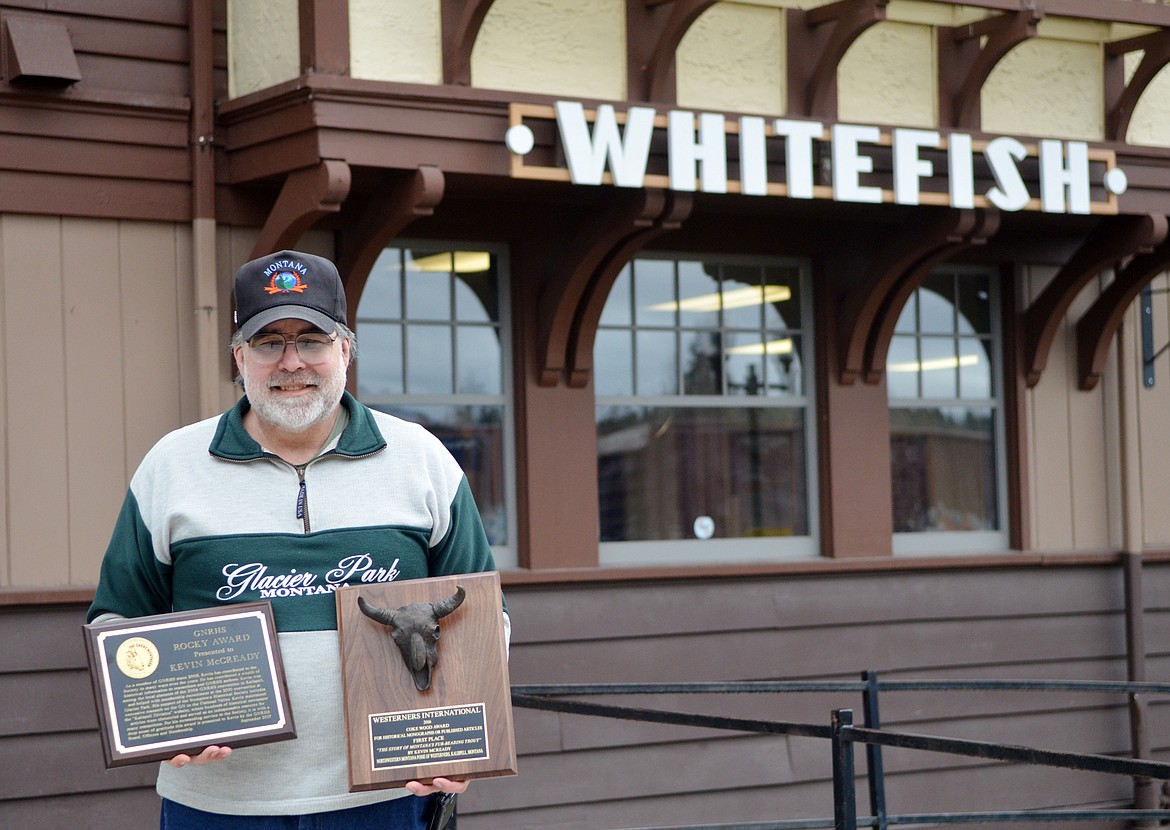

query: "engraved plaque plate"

left=83, top=601, right=295, bottom=767
left=337, top=572, right=517, bottom=791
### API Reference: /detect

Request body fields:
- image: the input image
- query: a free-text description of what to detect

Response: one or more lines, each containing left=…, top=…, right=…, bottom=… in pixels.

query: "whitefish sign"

left=504, top=101, right=1129, bottom=216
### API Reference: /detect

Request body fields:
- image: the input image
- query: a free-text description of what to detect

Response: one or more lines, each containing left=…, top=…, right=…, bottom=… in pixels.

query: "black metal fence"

left=511, top=674, right=1170, bottom=830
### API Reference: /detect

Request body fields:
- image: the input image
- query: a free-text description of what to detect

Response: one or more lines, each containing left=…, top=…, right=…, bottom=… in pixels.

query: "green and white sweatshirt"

left=88, top=392, right=502, bottom=816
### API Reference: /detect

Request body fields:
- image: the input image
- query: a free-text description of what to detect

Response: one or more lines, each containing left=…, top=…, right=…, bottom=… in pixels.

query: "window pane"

left=595, top=330, right=634, bottom=395
left=762, top=265, right=800, bottom=331
left=890, top=406, right=998, bottom=532
left=887, top=335, right=918, bottom=399
left=634, top=259, right=676, bottom=327
left=895, top=291, right=917, bottom=334
left=958, top=336, right=992, bottom=399
left=719, top=264, right=762, bottom=330
left=455, top=264, right=498, bottom=323
left=371, top=403, right=508, bottom=546
left=637, top=330, right=678, bottom=395
left=601, top=265, right=633, bottom=327
left=362, top=250, right=403, bottom=319
left=354, top=322, right=403, bottom=396
left=766, top=333, right=802, bottom=397
left=724, top=331, right=765, bottom=396
left=681, top=329, right=722, bottom=394
left=919, top=275, right=955, bottom=334
left=405, top=250, right=452, bottom=321
left=597, top=406, right=808, bottom=541
left=457, top=327, right=502, bottom=395
left=678, top=260, right=721, bottom=328
left=957, top=274, right=991, bottom=335
left=919, top=336, right=957, bottom=398
left=407, top=324, right=453, bottom=394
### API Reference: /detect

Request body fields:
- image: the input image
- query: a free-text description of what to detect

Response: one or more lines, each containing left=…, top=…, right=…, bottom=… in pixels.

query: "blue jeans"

left=160, top=795, right=433, bottom=829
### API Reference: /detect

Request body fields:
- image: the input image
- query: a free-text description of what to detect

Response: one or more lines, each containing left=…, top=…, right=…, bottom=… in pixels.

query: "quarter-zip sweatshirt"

left=88, top=392, right=502, bottom=816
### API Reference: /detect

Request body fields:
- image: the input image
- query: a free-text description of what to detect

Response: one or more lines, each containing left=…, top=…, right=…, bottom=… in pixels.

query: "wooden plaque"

left=336, top=572, right=516, bottom=791
left=83, top=601, right=296, bottom=767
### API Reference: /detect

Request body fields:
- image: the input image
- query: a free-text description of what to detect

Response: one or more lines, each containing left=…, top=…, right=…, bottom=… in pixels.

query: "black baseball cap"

left=233, top=250, right=347, bottom=340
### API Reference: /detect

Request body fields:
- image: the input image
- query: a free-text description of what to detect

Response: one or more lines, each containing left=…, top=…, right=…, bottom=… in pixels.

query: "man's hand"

left=405, top=777, right=468, bottom=797
left=167, top=745, right=232, bottom=768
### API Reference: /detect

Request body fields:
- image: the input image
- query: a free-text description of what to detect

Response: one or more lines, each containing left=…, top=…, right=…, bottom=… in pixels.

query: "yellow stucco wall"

left=350, top=0, right=442, bottom=84
left=227, top=0, right=299, bottom=99
left=471, top=0, right=627, bottom=100
left=981, top=31, right=1104, bottom=141
left=838, top=20, right=936, bottom=128
left=676, top=3, right=785, bottom=116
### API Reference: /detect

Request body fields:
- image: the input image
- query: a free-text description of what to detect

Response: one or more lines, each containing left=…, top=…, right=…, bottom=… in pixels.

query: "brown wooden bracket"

left=862, top=210, right=1000, bottom=385
left=938, top=5, right=1042, bottom=129
left=335, top=165, right=446, bottom=325
left=786, top=0, right=889, bottom=119
left=440, top=0, right=498, bottom=86
left=249, top=159, right=352, bottom=260
left=837, top=208, right=994, bottom=385
left=566, top=192, right=692, bottom=387
left=1077, top=224, right=1170, bottom=391
left=626, top=0, right=717, bottom=104
left=537, top=189, right=691, bottom=387
left=1105, top=30, right=1170, bottom=142
left=1022, top=214, right=1167, bottom=387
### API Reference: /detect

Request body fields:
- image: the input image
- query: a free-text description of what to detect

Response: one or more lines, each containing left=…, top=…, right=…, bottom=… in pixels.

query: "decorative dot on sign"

left=505, top=125, right=535, bottom=156
left=1104, top=167, right=1128, bottom=196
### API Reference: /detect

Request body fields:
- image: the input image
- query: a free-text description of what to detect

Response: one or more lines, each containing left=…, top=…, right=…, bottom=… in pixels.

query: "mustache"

left=266, top=371, right=321, bottom=388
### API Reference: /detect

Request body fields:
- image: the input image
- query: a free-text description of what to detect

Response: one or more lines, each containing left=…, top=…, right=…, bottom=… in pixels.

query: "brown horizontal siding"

left=2, top=562, right=1164, bottom=828
left=0, top=1, right=228, bottom=221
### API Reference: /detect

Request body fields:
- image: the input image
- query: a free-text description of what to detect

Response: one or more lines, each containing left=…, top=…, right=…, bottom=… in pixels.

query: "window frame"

left=594, top=251, right=820, bottom=566
left=889, top=265, right=1009, bottom=556
left=353, top=240, right=518, bottom=569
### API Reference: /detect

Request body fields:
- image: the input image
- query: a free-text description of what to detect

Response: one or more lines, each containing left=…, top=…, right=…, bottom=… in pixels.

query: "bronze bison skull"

left=356, top=586, right=466, bottom=691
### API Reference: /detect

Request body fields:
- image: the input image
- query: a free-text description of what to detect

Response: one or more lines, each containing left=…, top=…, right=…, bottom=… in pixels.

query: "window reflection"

left=356, top=246, right=509, bottom=548
left=889, top=407, right=997, bottom=532
left=887, top=269, right=1000, bottom=536
left=598, top=406, right=808, bottom=541
left=595, top=255, right=810, bottom=547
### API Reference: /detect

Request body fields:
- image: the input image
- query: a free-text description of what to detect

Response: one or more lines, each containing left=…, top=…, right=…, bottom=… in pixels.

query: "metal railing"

left=511, top=674, right=1170, bottom=830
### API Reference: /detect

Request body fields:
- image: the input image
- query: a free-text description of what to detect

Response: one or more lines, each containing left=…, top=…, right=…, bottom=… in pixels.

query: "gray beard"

left=241, top=358, right=346, bottom=433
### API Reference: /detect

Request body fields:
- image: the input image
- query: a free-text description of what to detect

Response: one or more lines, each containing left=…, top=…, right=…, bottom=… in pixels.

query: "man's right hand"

left=168, top=745, right=232, bottom=768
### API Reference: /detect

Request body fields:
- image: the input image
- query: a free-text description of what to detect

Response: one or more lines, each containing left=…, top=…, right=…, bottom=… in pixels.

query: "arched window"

left=594, top=254, right=816, bottom=565
left=887, top=267, right=1007, bottom=553
left=354, top=244, right=515, bottom=566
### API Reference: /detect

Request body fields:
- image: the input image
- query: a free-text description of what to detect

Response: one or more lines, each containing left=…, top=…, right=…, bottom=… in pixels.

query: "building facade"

left=5, top=0, right=1170, bottom=827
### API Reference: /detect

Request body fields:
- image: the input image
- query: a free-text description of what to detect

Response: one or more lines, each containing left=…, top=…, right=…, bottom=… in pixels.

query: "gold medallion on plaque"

left=115, top=636, right=160, bottom=679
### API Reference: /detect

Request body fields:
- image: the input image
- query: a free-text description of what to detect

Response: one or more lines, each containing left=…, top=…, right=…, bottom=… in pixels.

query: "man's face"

left=234, top=320, right=350, bottom=433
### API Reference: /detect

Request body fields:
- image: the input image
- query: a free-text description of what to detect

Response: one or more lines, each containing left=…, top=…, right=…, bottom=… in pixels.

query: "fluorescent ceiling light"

left=409, top=251, right=492, bottom=273
left=887, top=354, right=980, bottom=372
left=648, top=284, right=791, bottom=313
left=725, top=338, right=793, bottom=356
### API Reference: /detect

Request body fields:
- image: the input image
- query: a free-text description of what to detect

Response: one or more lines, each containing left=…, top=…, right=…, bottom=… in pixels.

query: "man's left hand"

left=405, top=777, right=468, bottom=796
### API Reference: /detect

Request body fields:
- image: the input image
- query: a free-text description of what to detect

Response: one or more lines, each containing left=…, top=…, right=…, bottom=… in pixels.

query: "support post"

left=832, top=709, right=858, bottom=830
left=861, top=672, right=888, bottom=830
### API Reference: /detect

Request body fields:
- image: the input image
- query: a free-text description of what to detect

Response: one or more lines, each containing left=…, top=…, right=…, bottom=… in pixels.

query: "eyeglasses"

left=246, top=332, right=337, bottom=364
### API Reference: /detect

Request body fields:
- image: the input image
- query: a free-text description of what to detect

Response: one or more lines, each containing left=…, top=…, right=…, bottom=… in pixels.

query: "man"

left=88, top=250, right=502, bottom=829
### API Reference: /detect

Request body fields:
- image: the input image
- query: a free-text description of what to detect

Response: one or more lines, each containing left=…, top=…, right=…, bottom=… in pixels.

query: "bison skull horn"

left=357, top=586, right=466, bottom=691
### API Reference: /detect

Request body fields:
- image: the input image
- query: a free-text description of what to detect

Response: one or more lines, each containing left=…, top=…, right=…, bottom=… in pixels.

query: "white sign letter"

left=1039, top=139, right=1091, bottom=215
left=831, top=124, right=883, bottom=204
left=948, top=133, right=975, bottom=209
left=738, top=116, right=768, bottom=196
left=892, top=128, right=940, bottom=206
left=555, top=101, right=655, bottom=188
left=984, top=136, right=1030, bottom=211
left=668, top=110, right=729, bottom=193
left=773, top=119, right=823, bottom=199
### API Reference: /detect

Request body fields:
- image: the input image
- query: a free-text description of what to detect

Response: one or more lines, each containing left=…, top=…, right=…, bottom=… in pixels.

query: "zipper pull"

left=295, top=466, right=307, bottom=520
